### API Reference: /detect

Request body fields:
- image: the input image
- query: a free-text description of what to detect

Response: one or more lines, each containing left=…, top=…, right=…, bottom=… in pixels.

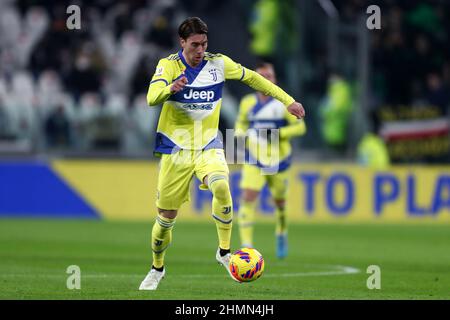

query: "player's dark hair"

left=178, top=17, right=208, bottom=40
left=255, top=61, right=274, bottom=70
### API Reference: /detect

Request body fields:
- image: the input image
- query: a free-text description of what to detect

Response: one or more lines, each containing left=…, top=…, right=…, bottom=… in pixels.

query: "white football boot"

left=215, top=248, right=240, bottom=282
left=139, top=268, right=165, bottom=290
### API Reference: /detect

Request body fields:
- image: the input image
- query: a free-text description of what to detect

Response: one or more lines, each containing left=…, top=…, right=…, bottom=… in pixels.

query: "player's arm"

left=223, top=55, right=305, bottom=118
left=147, top=59, right=188, bottom=106
left=280, top=113, right=307, bottom=139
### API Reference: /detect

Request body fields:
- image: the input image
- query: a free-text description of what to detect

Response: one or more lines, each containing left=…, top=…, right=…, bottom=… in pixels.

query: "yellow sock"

left=275, top=205, right=287, bottom=235
left=151, top=214, right=176, bottom=268
left=238, top=200, right=256, bottom=247
left=209, top=174, right=233, bottom=250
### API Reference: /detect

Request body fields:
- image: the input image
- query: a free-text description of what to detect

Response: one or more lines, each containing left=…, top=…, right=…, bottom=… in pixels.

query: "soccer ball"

left=229, top=248, right=264, bottom=282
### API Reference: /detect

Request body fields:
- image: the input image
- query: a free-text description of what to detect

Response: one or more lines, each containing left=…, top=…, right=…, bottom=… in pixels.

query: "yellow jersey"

left=235, top=93, right=306, bottom=172
left=147, top=51, right=295, bottom=155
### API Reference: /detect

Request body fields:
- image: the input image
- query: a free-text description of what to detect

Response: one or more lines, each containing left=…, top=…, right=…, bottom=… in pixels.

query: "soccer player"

left=235, top=62, right=306, bottom=259
left=139, top=17, right=305, bottom=290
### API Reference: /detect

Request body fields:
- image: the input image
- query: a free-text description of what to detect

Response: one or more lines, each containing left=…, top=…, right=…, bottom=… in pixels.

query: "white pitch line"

left=1, top=265, right=360, bottom=279
left=177, top=265, right=360, bottom=278
left=263, top=266, right=361, bottom=278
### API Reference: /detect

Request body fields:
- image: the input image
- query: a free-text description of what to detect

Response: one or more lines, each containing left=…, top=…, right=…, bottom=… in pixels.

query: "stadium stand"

left=0, top=0, right=448, bottom=162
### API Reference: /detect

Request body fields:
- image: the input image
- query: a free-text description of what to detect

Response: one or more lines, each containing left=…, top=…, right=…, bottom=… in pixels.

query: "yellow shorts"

left=156, top=148, right=229, bottom=210
left=239, top=164, right=289, bottom=200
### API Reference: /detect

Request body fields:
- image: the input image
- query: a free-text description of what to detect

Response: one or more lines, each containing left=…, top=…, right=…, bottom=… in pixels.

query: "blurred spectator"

left=44, top=105, right=71, bottom=148
left=66, top=45, right=104, bottom=100
left=248, top=0, right=279, bottom=60
left=130, top=56, right=158, bottom=99
left=319, top=73, right=353, bottom=151
left=0, top=98, right=8, bottom=138
left=146, top=11, right=175, bottom=49
left=357, top=133, right=390, bottom=169
left=122, top=94, right=159, bottom=154
left=112, top=3, right=134, bottom=40
left=406, top=3, right=444, bottom=35
left=29, top=3, right=74, bottom=74
left=425, top=72, right=450, bottom=115
left=383, top=31, right=411, bottom=104
left=357, top=111, right=390, bottom=169
left=75, top=92, right=101, bottom=150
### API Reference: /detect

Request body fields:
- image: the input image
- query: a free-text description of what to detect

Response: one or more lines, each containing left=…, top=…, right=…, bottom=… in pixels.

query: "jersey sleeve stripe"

left=239, top=68, right=245, bottom=81
left=150, top=79, right=169, bottom=86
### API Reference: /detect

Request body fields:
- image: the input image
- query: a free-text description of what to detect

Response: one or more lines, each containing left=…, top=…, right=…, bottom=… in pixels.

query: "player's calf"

left=152, top=214, right=176, bottom=268
left=237, top=199, right=257, bottom=248
left=208, top=173, right=233, bottom=251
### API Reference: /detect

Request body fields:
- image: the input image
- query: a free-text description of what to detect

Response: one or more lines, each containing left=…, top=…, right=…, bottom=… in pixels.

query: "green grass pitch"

left=0, top=219, right=449, bottom=299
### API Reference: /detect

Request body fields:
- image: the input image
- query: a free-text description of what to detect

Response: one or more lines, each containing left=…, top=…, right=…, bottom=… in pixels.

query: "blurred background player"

left=235, top=62, right=306, bottom=259
left=139, top=17, right=305, bottom=290
left=357, top=110, right=390, bottom=169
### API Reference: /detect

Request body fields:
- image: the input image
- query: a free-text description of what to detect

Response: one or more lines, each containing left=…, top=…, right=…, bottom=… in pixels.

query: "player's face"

left=180, top=33, right=208, bottom=67
left=256, top=66, right=276, bottom=84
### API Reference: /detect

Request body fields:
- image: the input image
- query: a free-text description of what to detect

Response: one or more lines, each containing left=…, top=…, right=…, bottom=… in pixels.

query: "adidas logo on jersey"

left=183, top=89, right=215, bottom=102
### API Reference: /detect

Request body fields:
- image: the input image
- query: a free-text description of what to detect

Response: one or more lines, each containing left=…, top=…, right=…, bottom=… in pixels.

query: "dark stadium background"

left=0, top=0, right=449, bottom=301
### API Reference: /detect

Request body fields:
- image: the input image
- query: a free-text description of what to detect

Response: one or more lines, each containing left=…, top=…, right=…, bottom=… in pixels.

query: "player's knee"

left=157, top=208, right=178, bottom=219
left=209, top=175, right=231, bottom=203
left=209, top=174, right=233, bottom=225
left=213, top=180, right=230, bottom=202
left=242, top=189, right=259, bottom=202
left=155, top=213, right=176, bottom=231
left=274, top=199, right=286, bottom=209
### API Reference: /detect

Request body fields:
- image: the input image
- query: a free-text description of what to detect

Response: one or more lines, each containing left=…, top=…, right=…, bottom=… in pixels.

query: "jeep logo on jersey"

left=184, top=89, right=215, bottom=102
left=170, top=82, right=223, bottom=104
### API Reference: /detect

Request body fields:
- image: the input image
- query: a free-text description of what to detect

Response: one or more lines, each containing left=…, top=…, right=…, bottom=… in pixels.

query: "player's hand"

left=170, top=76, right=188, bottom=94
left=287, top=102, right=305, bottom=119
